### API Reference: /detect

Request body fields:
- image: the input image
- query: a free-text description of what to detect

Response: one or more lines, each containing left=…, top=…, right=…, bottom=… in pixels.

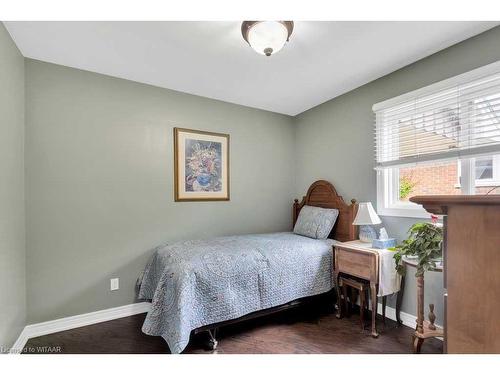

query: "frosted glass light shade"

left=242, top=21, right=294, bottom=56
left=353, top=202, right=382, bottom=226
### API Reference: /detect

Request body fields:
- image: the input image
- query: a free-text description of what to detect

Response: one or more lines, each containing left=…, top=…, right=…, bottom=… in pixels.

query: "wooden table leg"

left=382, top=296, right=387, bottom=326
left=413, top=274, right=425, bottom=353
left=350, top=288, right=358, bottom=313
left=335, top=272, right=342, bottom=319
left=370, top=282, right=379, bottom=338
left=416, top=275, right=424, bottom=335
left=409, top=272, right=443, bottom=353
left=396, top=275, right=405, bottom=325
left=365, top=289, right=370, bottom=323
left=342, top=283, right=350, bottom=317
left=412, top=335, right=424, bottom=354
left=360, top=287, right=365, bottom=331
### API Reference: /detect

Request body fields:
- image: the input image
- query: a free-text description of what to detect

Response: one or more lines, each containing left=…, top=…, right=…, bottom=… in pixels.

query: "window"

left=475, top=157, right=493, bottom=180
left=374, top=61, right=500, bottom=217
left=474, top=155, right=500, bottom=193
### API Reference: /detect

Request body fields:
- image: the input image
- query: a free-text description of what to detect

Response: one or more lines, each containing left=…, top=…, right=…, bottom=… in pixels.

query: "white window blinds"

left=374, top=62, right=500, bottom=168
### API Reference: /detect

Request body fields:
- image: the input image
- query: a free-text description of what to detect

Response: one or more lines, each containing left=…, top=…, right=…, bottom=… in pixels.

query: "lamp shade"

left=352, top=202, right=382, bottom=225
left=241, top=21, right=294, bottom=56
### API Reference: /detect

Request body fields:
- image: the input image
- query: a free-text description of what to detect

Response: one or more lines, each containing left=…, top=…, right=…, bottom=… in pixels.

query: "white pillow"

left=293, top=205, right=339, bottom=239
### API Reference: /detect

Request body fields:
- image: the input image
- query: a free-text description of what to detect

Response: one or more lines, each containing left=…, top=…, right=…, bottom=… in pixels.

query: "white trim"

left=378, top=207, right=431, bottom=219
left=461, top=158, right=476, bottom=195
left=9, top=327, right=30, bottom=354
left=376, top=303, right=415, bottom=328
left=9, top=302, right=151, bottom=354
left=373, top=60, right=500, bottom=111
left=376, top=168, right=431, bottom=218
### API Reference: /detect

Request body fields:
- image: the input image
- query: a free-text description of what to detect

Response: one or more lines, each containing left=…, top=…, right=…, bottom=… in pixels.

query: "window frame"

left=374, top=61, right=500, bottom=218
left=474, top=155, right=500, bottom=186
left=377, top=159, right=478, bottom=218
left=377, top=167, right=431, bottom=219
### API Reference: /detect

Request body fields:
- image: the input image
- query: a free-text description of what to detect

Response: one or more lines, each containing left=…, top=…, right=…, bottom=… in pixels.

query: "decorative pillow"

left=293, top=205, right=339, bottom=239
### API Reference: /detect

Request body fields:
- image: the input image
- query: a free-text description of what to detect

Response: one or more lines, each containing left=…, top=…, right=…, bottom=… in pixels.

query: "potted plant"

left=392, top=220, right=443, bottom=277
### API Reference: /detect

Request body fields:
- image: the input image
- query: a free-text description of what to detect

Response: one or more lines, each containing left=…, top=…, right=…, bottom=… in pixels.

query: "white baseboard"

left=9, top=302, right=151, bottom=354
left=376, top=302, right=415, bottom=328
left=9, top=328, right=30, bottom=355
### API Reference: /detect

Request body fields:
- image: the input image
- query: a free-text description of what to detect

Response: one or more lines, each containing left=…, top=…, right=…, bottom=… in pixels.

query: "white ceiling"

left=4, top=21, right=499, bottom=116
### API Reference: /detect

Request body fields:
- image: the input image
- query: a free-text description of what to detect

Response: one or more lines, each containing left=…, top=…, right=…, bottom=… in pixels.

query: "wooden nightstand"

left=334, top=240, right=404, bottom=338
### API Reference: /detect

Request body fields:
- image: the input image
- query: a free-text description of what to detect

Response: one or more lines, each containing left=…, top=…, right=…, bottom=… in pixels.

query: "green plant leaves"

left=392, top=222, right=443, bottom=277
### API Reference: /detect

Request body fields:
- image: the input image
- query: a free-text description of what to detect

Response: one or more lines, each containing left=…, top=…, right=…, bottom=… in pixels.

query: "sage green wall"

left=25, top=60, right=295, bottom=324
left=294, top=26, right=500, bottom=324
left=22, top=26, right=500, bottom=328
left=0, top=24, right=26, bottom=350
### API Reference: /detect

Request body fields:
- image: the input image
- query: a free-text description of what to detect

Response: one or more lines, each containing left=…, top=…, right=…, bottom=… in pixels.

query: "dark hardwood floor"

left=23, top=301, right=443, bottom=354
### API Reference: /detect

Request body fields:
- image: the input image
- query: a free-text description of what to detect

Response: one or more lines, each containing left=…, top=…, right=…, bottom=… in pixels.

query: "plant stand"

left=403, top=257, right=444, bottom=353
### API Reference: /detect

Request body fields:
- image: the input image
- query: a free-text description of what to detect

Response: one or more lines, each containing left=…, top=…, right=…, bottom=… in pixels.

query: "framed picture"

left=174, top=127, right=230, bottom=201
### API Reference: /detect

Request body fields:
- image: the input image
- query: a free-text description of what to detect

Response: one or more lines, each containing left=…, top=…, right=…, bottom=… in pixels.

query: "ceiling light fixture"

left=241, top=21, right=294, bottom=57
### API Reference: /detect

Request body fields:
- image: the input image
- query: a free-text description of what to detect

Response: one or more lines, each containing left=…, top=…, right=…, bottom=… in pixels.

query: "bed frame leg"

left=207, top=328, right=218, bottom=351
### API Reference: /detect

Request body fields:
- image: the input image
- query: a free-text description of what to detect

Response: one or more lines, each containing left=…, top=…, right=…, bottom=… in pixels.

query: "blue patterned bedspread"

left=138, top=232, right=335, bottom=353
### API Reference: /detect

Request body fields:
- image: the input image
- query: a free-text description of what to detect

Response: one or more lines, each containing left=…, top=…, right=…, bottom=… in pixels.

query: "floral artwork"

left=174, top=128, right=229, bottom=201
left=185, top=140, right=222, bottom=192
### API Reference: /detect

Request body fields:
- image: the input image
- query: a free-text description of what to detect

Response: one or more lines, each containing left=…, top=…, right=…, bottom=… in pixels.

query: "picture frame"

left=174, top=127, right=230, bottom=201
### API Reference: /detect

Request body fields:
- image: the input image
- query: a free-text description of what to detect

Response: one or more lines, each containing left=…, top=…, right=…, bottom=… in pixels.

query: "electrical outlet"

left=110, top=278, right=119, bottom=291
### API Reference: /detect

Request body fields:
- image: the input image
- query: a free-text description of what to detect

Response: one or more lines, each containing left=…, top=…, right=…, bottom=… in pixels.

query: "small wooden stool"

left=339, top=276, right=370, bottom=332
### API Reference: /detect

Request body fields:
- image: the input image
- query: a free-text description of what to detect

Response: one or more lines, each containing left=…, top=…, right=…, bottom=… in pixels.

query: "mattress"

left=138, top=232, right=335, bottom=353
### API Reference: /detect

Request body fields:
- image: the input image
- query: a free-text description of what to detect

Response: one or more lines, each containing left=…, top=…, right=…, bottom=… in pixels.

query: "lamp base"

left=359, top=225, right=377, bottom=243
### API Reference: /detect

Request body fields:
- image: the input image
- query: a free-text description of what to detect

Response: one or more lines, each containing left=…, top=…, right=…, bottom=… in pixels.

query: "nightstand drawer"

left=335, top=246, right=378, bottom=282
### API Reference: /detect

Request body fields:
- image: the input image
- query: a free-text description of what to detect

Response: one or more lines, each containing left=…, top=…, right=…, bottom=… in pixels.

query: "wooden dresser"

left=410, top=195, right=500, bottom=354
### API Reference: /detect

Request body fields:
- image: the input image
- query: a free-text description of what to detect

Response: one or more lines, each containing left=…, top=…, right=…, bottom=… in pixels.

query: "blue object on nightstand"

left=359, top=225, right=378, bottom=242
left=372, top=238, right=397, bottom=249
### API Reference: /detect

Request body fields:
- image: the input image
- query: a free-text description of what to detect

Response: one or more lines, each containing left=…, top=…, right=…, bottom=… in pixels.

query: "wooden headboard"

left=293, top=180, right=358, bottom=242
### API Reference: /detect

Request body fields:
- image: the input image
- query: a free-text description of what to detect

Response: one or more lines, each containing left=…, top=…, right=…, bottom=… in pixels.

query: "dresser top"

left=410, top=195, right=500, bottom=214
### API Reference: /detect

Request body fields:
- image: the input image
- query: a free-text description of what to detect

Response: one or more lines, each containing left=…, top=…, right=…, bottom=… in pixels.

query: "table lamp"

left=352, top=202, right=381, bottom=243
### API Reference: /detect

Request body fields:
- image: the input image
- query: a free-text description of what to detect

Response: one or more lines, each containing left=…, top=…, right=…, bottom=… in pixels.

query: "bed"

left=137, top=180, right=358, bottom=353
